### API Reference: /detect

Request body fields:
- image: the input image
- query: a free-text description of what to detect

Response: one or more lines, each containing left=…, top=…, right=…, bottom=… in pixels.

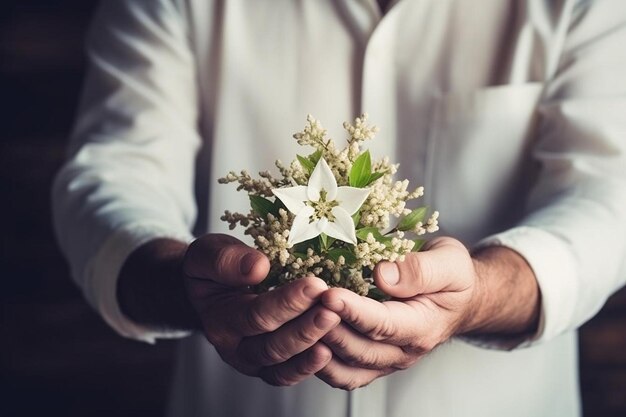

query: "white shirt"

left=52, top=1, right=626, bottom=416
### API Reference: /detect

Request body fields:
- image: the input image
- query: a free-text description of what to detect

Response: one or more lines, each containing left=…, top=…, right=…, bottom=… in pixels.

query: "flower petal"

left=317, top=217, right=329, bottom=232
left=272, top=186, right=308, bottom=214
left=307, top=158, right=338, bottom=202
left=287, top=206, right=320, bottom=246
left=335, top=186, right=371, bottom=215
left=324, top=207, right=357, bottom=245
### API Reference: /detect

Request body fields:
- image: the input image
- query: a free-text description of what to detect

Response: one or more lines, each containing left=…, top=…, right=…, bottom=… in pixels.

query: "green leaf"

left=397, top=206, right=428, bottom=231
left=412, top=239, right=426, bottom=252
left=366, top=171, right=385, bottom=186
left=293, top=252, right=307, bottom=259
left=356, top=227, right=378, bottom=241
left=367, top=286, right=390, bottom=302
left=250, top=195, right=278, bottom=219
left=273, top=197, right=287, bottom=213
left=352, top=212, right=362, bottom=227
left=319, top=233, right=328, bottom=249
left=327, top=248, right=357, bottom=264
left=356, top=227, right=392, bottom=243
left=297, top=154, right=315, bottom=174
left=349, top=150, right=372, bottom=188
left=319, top=233, right=335, bottom=251
left=309, top=149, right=323, bottom=165
left=293, top=237, right=320, bottom=254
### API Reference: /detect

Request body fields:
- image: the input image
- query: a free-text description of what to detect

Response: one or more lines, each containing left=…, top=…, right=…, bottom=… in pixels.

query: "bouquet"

left=219, top=114, right=439, bottom=299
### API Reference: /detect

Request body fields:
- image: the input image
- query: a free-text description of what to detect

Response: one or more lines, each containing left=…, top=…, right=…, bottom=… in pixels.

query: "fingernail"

left=380, top=262, right=400, bottom=286
left=325, top=298, right=344, bottom=312
left=308, top=346, right=328, bottom=363
left=239, top=253, right=257, bottom=275
left=304, top=284, right=322, bottom=299
left=314, top=312, right=337, bottom=329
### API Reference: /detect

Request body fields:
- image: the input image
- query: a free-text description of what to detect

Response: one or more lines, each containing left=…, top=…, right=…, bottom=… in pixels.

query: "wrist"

left=456, top=258, right=488, bottom=335
left=458, top=246, right=540, bottom=337
left=117, top=238, right=202, bottom=331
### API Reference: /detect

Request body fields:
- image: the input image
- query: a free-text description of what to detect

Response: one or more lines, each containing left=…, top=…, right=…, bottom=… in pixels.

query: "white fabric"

left=52, top=0, right=626, bottom=416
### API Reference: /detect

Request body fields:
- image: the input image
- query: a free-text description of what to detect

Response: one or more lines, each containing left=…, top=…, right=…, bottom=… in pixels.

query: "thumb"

left=373, top=237, right=470, bottom=298
left=182, top=233, right=270, bottom=286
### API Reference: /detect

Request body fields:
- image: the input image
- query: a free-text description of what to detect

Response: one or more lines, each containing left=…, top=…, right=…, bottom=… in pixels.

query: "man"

left=53, top=1, right=626, bottom=416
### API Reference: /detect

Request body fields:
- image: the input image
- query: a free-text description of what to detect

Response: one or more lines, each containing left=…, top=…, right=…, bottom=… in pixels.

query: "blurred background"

left=1, top=1, right=625, bottom=416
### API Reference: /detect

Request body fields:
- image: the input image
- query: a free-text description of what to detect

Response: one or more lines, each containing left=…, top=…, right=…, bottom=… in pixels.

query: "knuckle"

left=405, top=336, right=436, bottom=354
left=294, top=325, right=319, bottom=346
left=358, top=350, right=383, bottom=369
left=263, top=371, right=296, bottom=387
left=314, top=310, right=339, bottom=330
left=293, top=354, right=322, bottom=377
left=260, top=338, right=287, bottom=365
left=343, top=305, right=362, bottom=325
left=325, top=329, right=350, bottom=351
left=214, top=246, right=232, bottom=277
left=321, top=371, right=361, bottom=391
left=369, top=316, right=397, bottom=341
left=278, top=290, right=306, bottom=315
left=214, top=244, right=250, bottom=279
left=293, top=358, right=312, bottom=377
left=324, top=330, right=387, bottom=369
left=404, top=341, right=424, bottom=354
left=406, top=256, right=427, bottom=290
left=393, top=355, right=418, bottom=370
left=441, top=236, right=465, bottom=249
left=246, top=302, right=275, bottom=333
left=343, top=352, right=366, bottom=368
left=340, top=377, right=361, bottom=392
left=344, top=348, right=384, bottom=370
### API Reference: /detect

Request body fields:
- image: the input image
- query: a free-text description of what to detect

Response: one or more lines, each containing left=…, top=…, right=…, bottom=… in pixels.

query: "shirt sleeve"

left=52, top=0, right=200, bottom=343
left=475, top=1, right=626, bottom=348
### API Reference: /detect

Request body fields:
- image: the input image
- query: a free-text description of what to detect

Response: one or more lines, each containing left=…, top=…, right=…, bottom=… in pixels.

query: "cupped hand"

left=183, top=234, right=340, bottom=386
left=316, top=237, right=478, bottom=390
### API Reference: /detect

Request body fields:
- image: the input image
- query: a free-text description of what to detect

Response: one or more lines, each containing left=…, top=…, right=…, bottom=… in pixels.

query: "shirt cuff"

left=461, top=226, right=579, bottom=350
left=82, top=223, right=195, bottom=344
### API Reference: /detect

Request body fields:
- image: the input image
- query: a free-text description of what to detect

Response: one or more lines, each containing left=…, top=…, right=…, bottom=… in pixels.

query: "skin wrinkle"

left=56, top=1, right=626, bottom=408
left=466, top=246, right=540, bottom=336
left=119, top=233, right=539, bottom=390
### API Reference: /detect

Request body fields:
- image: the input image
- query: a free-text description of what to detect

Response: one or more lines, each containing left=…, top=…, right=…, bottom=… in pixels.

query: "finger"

left=321, top=288, right=425, bottom=346
left=373, top=237, right=471, bottom=298
left=229, top=276, right=330, bottom=337
left=316, top=356, right=390, bottom=391
left=237, top=306, right=340, bottom=366
left=258, top=343, right=333, bottom=386
left=183, top=233, right=270, bottom=286
left=322, top=323, right=411, bottom=370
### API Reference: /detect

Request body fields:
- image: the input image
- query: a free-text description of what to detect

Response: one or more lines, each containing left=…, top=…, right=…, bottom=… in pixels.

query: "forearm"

left=117, top=238, right=201, bottom=331
left=461, top=246, right=541, bottom=337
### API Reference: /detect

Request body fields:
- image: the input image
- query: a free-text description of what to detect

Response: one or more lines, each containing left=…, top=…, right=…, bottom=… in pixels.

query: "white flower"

left=272, top=158, right=370, bottom=246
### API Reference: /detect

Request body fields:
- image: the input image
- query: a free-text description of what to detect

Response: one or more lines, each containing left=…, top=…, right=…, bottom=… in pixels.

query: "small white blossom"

left=219, top=114, right=439, bottom=297
left=273, top=158, right=370, bottom=246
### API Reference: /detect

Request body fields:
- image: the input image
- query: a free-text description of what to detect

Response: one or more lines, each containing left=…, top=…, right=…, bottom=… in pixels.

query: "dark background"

left=1, top=1, right=625, bottom=416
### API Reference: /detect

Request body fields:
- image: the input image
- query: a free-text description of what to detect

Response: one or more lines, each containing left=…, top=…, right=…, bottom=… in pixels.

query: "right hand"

left=183, top=234, right=340, bottom=386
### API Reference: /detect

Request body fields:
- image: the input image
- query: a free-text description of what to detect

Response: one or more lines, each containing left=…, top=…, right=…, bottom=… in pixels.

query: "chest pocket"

left=426, top=83, right=544, bottom=243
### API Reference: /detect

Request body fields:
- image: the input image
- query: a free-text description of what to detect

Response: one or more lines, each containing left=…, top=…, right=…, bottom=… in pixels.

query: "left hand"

left=316, top=237, right=480, bottom=390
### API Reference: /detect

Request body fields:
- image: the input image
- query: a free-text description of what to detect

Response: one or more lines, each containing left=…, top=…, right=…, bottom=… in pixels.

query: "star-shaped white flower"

left=272, top=158, right=370, bottom=246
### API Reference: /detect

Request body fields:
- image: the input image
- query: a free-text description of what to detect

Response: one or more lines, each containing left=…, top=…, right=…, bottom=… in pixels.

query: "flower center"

left=307, top=189, right=338, bottom=222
